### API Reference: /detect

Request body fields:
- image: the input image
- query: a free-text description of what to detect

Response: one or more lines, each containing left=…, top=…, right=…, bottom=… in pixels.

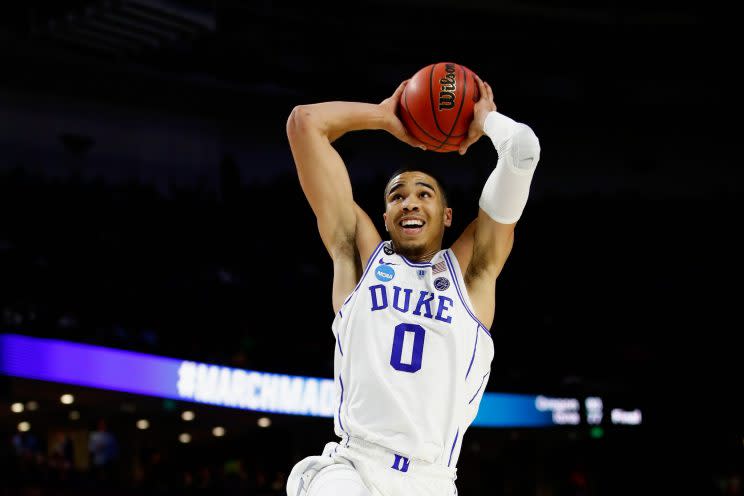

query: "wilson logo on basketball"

left=438, top=63, right=457, bottom=111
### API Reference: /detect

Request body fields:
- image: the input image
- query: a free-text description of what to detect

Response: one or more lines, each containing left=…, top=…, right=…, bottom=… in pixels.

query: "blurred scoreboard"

left=1, top=333, right=641, bottom=428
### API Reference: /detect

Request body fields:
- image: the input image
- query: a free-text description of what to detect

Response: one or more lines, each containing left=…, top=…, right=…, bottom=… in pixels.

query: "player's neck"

left=392, top=242, right=441, bottom=263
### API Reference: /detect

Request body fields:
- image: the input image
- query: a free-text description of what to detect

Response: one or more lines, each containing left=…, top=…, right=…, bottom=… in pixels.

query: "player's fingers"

left=484, top=82, right=494, bottom=101
left=383, top=81, right=406, bottom=104
left=474, top=75, right=487, bottom=101
left=394, top=123, right=426, bottom=150
left=393, top=80, right=409, bottom=97
left=486, top=83, right=493, bottom=107
left=408, top=134, right=426, bottom=150
left=458, top=134, right=477, bottom=155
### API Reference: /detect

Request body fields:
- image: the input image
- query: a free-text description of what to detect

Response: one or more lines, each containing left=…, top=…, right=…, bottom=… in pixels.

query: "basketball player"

left=285, top=75, right=540, bottom=496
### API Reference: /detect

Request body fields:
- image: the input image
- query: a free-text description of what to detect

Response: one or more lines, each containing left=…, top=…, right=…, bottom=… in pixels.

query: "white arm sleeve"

left=478, top=111, right=541, bottom=224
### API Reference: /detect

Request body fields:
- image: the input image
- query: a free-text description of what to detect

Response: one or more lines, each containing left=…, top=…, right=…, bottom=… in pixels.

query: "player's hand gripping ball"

left=399, top=62, right=481, bottom=153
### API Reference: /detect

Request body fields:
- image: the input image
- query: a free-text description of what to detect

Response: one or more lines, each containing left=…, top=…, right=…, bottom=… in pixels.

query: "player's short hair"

left=383, top=166, right=449, bottom=208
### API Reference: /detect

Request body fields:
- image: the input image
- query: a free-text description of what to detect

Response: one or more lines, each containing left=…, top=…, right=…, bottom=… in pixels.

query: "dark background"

left=0, top=1, right=741, bottom=495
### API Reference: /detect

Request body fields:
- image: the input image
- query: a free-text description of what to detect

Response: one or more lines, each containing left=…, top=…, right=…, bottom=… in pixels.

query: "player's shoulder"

left=437, top=247, right=463, bottom=272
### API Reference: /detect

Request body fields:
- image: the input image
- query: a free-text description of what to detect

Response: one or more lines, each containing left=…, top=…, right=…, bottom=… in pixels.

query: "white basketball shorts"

left=286, top=437, right=458, bottom=496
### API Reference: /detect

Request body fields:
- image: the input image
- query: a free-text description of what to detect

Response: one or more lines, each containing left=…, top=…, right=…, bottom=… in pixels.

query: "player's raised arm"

left=451, top=76, right=541, bottom=328
left=286, top=82, right=424, bottom=311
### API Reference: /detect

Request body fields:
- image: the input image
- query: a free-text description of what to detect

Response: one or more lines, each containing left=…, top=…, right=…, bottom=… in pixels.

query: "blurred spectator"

left=88, top=418, right=120, bottom=486
left=271, top=470, right=287, bottom=494
left=716, top=472, right=742, bottom=496
left=223, top=457, right=249, bottom=490
left=48, top=432, right=75, bottom=486
left=11, top=429, right=45, bottom=486
left=139, top=448, right=170, bottom=494
left=196, top=464, right=213, bottom=490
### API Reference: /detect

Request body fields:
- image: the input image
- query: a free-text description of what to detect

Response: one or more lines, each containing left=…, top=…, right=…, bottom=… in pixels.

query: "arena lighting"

left=11, top=402, right=24, bottom=413
left=179, top=433, right=191, bottom=444
left=257, top=417, right=271, bottom=428
left=137, top=419, right=150, bottom=430
left=18, top=421, right=31, bottom=432
left=60, top=393, right=74, bottom=404
left=181, top=410, right=195, bottom=421
left=0, top=334, right=641, bottom=428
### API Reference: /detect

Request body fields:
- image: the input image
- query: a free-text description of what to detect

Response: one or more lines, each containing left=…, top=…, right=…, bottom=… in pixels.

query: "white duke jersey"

left=331, top=241, right=494, bottom=469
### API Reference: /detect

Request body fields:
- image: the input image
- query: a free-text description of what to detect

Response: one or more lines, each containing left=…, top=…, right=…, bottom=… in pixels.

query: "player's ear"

left=383, top=213, right=388, bottom=231
left=444, top=207, right=452, bottom=228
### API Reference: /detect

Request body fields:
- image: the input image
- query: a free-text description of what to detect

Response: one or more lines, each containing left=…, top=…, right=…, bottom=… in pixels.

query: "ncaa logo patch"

left=434, top=277, right=450, bottom=291
left=376, top=264, right=395, bottom=282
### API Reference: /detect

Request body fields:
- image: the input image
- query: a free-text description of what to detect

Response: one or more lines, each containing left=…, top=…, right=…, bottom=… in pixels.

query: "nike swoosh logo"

left=379, top=258, right=398, bottom=265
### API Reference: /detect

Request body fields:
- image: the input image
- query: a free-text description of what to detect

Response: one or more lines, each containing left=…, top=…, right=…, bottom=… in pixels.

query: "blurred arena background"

left=0, top=1, right=740, bottom=495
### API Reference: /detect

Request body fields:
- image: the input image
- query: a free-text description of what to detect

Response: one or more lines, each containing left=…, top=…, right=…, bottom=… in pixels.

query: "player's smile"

left=398, top=216, right=426, bottom=236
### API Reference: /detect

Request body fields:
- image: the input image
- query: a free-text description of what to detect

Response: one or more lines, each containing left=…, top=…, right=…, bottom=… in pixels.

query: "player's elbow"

left=287, top=105, right=320, bottom=139
left=513, top=124, right=541, bottom=170
left=517, top=123, right=539, bottom=147
left=286, top=105, right=303, bottom=138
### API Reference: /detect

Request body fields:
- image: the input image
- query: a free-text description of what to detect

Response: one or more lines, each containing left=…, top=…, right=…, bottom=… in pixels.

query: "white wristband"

left=478, top=112, right=541, bottom=224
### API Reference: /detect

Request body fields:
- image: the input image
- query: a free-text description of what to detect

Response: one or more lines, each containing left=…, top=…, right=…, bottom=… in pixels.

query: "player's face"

left=383, top=172, right=452, bottom=258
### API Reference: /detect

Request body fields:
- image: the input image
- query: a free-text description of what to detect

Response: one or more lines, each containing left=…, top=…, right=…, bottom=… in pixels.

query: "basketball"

left=399, top=62, right=481, bottom=152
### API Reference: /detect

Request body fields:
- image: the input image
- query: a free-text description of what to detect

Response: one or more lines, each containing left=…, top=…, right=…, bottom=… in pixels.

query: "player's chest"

left=364, top=263, right=459, bottom=327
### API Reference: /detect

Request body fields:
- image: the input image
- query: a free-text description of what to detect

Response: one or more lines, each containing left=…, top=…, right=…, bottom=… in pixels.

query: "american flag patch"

left=432, top=261, right=446, bottom=274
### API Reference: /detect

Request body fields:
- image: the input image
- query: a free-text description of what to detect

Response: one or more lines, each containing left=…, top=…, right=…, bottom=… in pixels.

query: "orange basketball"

left=399, top=62, right=481, bottom=153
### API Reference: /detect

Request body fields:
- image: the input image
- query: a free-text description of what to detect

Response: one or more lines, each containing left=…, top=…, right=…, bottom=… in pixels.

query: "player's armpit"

left=462, top=211, right=515, bottom=328
left=331, top=233, right=360, bottom=314
left=353, top=204, right=382, bottom=270
left=450, top=219, right=477, bottom=275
